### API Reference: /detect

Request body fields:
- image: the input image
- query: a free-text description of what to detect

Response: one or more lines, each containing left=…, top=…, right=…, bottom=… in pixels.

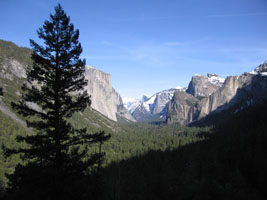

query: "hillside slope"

left=0, top=39, right=134, bottom=122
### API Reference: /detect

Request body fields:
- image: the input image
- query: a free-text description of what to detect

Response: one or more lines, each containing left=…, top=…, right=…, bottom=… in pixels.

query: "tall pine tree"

left=5, top=4, right=110, bottom=200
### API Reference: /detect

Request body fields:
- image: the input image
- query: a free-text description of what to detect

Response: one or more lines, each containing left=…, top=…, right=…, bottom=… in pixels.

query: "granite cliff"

left=84, top=66, right=134, bottom=122
left=167, top=61, right=267, bottom=125
left=167, top=91, right=199, bottom=125
left=0, top=40, right=134, bottom=122
left=186, top=73, right=225, bottom=97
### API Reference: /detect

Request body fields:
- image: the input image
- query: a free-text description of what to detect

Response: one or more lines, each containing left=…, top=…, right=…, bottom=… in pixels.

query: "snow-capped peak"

left=249, top=61, right=267, bottom=76
left=176, top=86, right=187, bottom=92
left=141, top=89, right=176, bottom=113
left=192, top=73, right=225, bottom=86
left=207, top=74, right=225, bottom=86
left=176, top=86, right=183, bottom=90
left=142, top=94, right=157, bottom=112
left=142, top=95, right=149, bottom=102
left=122, top=98, right=140, bottom=114
left=122, top=97, right=137, bottom=104
left=123, top=89, right=176, bottom=116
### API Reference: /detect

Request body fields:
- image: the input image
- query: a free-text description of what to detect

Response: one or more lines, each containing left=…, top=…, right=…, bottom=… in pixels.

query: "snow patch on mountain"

left=249, top=60, right=267, bottom=76
left=176, top=86, right=187, bottom=92
left=207, top=73, right=225, bottom=86
left=124, top=73, right=226, bottom=122
left=143, top=94, right=157, bottom=112
left=122, top=98, right=140, bottom=114
left=123, top=89, right=176, bottom=121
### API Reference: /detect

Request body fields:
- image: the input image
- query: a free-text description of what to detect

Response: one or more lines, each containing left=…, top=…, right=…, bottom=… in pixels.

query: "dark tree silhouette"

left=0, top=88, right=3, bottom=96
left=5, top=4, right=110, bottom=200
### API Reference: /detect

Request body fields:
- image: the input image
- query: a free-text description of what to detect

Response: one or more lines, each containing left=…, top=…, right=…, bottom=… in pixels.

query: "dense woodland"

left=102, top=102, right=267, bottom=200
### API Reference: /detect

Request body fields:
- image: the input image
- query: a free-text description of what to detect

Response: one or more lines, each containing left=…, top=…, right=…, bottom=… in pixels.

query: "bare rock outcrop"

left=0, top=59, right=26, bottom=80
left=84, top=66, right=135, bottom=122
left=166, top=90, right=199, bottom=125
left=167, top=61, right=267, bottom=125
left=186, top=73, right=225, bottom=97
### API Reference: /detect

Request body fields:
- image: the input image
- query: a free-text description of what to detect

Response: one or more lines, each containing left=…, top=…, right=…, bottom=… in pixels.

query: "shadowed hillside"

left=102, top=102, right=267, bottom=200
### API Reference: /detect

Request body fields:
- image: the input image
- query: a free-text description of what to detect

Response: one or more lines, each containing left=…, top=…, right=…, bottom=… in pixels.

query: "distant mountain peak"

left=123, top=89, right=175, bottom=121
left=207, top=73, right=225, bottom=86
left=193, top=74, right=202, bottom=77
left=142, top=95, right=149, bottom=102
left=187, top=72, right=225, bottom=97
left=250, top=61, right=267, bottom=75
left=207, top=73, right=219, bottom=78
left=122, top=98, right=140, bottom=114
left=176, top=86, right=187, bottom=91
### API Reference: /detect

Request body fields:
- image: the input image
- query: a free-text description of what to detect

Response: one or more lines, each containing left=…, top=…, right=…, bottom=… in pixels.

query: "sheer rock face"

left=167, top=61, right=267, bottom=125
left=84, top=66, right=135, bottom=122
left=151, top=89, right=176, bottom=114
left=166, top=90, right=199, bottom=125
left=197, top=74, right=253, bottom=118
left=186, top=73, right=225, bottom=97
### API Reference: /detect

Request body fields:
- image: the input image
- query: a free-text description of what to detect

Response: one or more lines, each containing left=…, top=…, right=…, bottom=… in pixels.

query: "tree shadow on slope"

left=102, top=102, right=267, bottom=200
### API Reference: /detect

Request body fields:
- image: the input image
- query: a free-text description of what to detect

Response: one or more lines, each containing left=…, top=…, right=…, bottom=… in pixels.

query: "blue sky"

left=1, top=0, right=267, bottom=99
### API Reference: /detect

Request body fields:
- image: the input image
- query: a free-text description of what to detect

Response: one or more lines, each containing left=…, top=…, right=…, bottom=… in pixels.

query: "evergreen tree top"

left=30, top=3, right=84, bottom=71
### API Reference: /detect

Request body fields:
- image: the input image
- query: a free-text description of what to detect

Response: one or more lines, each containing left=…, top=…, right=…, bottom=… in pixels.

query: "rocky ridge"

left=186, top=73, right=225, bottom=97
left=167, top=61, right=267, bottom=125
left=123, top=73, right=225, bottom=122
left=123, top=89, right=176, bottom=121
